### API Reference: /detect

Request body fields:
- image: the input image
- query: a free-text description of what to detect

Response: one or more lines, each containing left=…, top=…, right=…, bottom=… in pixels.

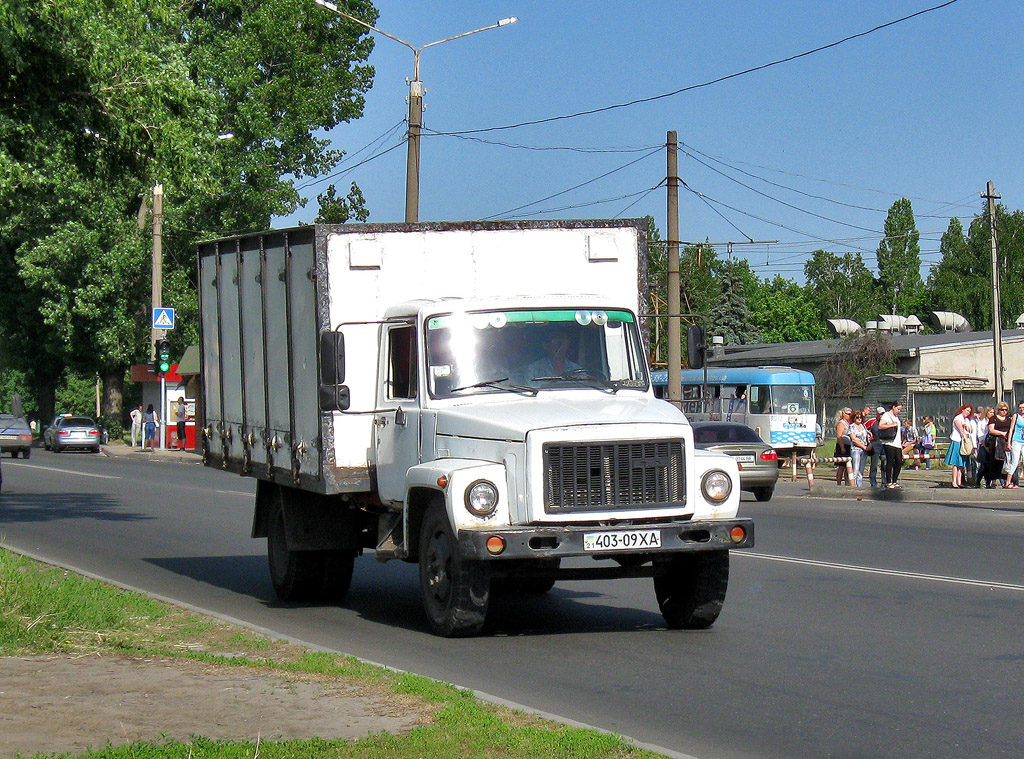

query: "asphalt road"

left=2, top=450, right=1023, bottom=759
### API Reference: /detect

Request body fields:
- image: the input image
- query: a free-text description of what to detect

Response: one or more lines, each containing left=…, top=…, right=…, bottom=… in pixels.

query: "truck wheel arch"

left=406, top=487, right=445, bottom=562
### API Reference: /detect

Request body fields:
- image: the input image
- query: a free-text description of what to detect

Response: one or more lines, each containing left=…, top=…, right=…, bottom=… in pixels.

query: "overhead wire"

left=295, top=119, right=407, bottom=192
left=439, top=0, right=961, bottom=136
left=422, top=128, right=660, bottom=154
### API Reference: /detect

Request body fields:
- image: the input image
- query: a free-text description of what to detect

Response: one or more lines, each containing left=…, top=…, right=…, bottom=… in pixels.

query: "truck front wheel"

left=418, top=504, right=490, bottom=637
left=654, top=550, right=729, bottom=630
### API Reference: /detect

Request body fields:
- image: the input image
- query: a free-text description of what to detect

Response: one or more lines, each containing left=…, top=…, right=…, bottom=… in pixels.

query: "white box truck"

left=198, top=220, right=754, bottom=636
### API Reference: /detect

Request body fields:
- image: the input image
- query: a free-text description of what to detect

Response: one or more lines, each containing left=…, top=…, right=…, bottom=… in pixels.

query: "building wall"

left=918, top=339, right=1024, bottom=390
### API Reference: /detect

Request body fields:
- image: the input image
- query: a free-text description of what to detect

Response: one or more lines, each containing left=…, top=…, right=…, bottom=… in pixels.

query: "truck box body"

left=198, top=219, right=753, bottom=637
left=199, top=221, right=646, bottom=493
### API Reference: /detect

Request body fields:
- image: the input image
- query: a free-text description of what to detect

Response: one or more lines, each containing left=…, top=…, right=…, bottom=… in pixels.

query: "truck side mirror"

left=319, top=331, right=345, bottom=384
left=319, top=331, right=349, bottom=411
left=319, top=383, right=351, bottom=412
left=686, top=324, right=706, bottom=370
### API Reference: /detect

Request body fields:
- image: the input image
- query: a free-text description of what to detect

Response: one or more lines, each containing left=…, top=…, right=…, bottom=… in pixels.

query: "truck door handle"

left=375, top=416, right=388, bottom=428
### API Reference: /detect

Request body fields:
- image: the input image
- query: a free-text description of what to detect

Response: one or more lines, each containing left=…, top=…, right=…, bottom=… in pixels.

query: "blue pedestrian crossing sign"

left=152, top=307, right=175, bottom=330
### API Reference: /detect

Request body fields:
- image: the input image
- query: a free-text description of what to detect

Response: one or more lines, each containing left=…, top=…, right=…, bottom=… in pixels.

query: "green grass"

left=0, top=547, right=663, bottom=759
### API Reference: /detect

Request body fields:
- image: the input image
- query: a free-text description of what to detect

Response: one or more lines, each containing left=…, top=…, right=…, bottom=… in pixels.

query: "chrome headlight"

left=701, top=469, right=733, bottom=503
left=465, top=479, right=499, bottom=517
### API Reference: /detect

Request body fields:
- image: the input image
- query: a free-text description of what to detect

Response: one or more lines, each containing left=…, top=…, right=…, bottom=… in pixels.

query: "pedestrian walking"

left=867, top=406, right=887, bottom=488
left=129, top=405, right=143, bottom=447
left=1002, top=401, right=1024, bottom=489
left=848, top=411, right=870, bottom=487
left=175, top=396, right=187, bottom=451
left=943, top=404, right=974, bottom=488
left=878, top=401, right=904, bottom=488
left=985, top=403, right=1011, bottom=488
left=835, top=407, right=853, bottom=485
left=143, top=403, right=159, bottom=451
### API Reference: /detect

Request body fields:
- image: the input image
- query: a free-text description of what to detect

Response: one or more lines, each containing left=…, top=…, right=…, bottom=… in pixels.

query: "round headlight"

left=465, top=480, right=499, bottom=517
left=701, top=469, right=733, bottom=502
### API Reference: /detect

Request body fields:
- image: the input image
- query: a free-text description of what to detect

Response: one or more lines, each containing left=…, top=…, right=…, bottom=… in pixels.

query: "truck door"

left=375, top=322, right=421, bottom=505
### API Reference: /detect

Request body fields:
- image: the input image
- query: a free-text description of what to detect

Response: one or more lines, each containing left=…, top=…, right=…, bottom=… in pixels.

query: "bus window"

left=772, top=385, right=814, bottom=414
left=749, top=385, right=772, bottom=414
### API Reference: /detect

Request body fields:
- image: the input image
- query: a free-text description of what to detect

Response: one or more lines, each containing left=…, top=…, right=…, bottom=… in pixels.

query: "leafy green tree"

left=0, top=0, right=376, bottom=422
left=315, top=182, right=370, bottom=223
left=750, top=275, right=829, bottom=343
left=926, top=217, right=988, bottom=328
left=804, top=250, right=877, bottom=324
left=710, top=262, right=758, bottom=345
left=876, top=198, right=924, bottom=315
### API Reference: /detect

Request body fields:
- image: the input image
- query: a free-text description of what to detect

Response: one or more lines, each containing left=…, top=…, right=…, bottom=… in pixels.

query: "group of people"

left=944, top=402, right=1024, bottom=489
left=834, top=401, right=1024, bottom=489
left=128, top=397, right=190, bottom=451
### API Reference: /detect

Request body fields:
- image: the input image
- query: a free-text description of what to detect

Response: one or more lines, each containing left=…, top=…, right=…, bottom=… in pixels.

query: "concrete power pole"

left=666, top=131, right=681, bottom=408
left=984, top=181, right=1003, bottom=403
left=150, top=183, right=163, bottom=362
left=406, top=81, right=423, bottom=223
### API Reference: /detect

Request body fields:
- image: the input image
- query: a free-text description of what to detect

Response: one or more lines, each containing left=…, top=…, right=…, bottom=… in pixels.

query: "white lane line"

left=738, top=551, right=1024, bottom=592
left=4, top=462, right=120, bottom=480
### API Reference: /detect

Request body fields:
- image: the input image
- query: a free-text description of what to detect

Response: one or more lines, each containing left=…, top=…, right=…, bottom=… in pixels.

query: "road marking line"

left=738, top=551, right=1024, bottom=592
left=4, top=462, right=121, bottom=480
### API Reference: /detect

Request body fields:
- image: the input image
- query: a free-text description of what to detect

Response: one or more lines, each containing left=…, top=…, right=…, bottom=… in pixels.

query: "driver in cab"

left=526, top=326, right=581, bottom=380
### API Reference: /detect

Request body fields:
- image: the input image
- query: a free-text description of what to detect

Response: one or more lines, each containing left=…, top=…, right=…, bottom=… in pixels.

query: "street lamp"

left=315, top=0, right=517, bottom=222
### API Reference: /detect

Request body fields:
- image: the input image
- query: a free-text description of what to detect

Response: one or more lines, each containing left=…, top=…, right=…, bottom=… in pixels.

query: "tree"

left=804, top=250, right=877, bottom=324
left=876, top=198, right=924, bottom=315
left=0, top=0, right=377, bottom=422
left=817, top=332, right=897, bottom=402
left=750, top=275, right=829, bottom=343
left=315, top=182, right=370, bottom=223
left=926, top=216, right=988, bottom=328
left=710, top=262, right=758, bottom=345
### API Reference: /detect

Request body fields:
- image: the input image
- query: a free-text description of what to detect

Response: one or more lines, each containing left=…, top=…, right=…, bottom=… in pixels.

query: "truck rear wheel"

left=266, top=505, right=354, bottom=604
left=654, top=550, right=729, bottom=630
left=419, top=503, right=489, bottom=637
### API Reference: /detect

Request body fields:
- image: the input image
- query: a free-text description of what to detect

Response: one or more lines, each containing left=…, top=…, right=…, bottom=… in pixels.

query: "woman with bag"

left=985, top=403, right=1011, bottom=488
left=1002, top=401, right=1024, bottom=488
left=834, top=407, right=853, bottom=485
left=943, top=404, right=974, bottom=488
left=848, top=411, right=870, bottom=487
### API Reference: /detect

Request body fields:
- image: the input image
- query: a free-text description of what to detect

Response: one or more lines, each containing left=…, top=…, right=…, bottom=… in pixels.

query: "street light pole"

left=314, top=0, right=517, bottom=222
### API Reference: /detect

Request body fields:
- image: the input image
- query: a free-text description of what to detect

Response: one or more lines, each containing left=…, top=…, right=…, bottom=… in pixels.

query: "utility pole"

left=150, top=183, right=163, bottom=362
left=984, top=180, right=1003, bottom=403
left=406, top=80, right=423, bottom=223
left=666, top=131, right=681, bottom=409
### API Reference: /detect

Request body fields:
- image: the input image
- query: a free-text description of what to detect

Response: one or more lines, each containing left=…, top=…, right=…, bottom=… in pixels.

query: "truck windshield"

left=425, top=308, right=649, bottom=398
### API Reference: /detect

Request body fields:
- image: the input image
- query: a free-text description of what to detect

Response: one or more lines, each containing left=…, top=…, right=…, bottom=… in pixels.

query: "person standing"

left=143, top=403, right=159, bottom=452
left=866, top=406, right=886, bottom=488
left=129, top=405, right=143, bottom=448
left=986, top=403, right=1011, bottom=488
left=834, top=407, right=853, bottom=485
left=878, top=401, right=904, bottom=489
left=943, top=404, right=974, bottom=488
left=901, top=418, right=920, bottom=469
left=1002, top=401, right=1024, bottom=489
left=175, top=396, right=188, bottom=451
left=972, top=407, right=990, bottom=488
left=848, top=411, right=870, bottom=487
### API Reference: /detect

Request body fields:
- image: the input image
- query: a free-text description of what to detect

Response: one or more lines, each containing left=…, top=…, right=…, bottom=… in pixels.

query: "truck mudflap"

left=457, top=518, right=754, bottom=561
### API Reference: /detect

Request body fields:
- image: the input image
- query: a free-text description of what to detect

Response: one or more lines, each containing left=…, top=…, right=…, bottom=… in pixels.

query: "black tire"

left=753, top=486, right=774, bottom=502
left=418, top=503, right=490, bottom=637
left=9, top=450, right=17, bottom=459
left=320, top=549, right=356, bottom=602
left=92, top=445, right=101, bottom=454
left=22, top=448, right=30, bottom=459
left=654, top=550, right=730, bottom=630
left=44, top=441, right=51, bottom=451
left=267, top=498, right=324, bottom=602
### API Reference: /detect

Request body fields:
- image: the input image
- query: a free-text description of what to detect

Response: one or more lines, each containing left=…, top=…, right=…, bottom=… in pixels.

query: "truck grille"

left=543, top=440, right=685, bottom=513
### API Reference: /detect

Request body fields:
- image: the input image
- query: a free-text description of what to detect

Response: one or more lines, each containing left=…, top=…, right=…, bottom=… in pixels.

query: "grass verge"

left=0, top=546, right=663, bottom=759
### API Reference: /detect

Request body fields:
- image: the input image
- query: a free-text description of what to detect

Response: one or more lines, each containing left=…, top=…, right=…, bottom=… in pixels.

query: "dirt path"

left=0, top=654, right=430, bottom=758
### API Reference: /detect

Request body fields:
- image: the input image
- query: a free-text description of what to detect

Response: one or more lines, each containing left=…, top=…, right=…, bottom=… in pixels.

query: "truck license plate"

left=584, top=529, right=662, bottom=552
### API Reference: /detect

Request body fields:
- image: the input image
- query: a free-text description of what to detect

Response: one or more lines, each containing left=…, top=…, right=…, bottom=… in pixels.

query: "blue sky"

left=279, top=0, right=1022, bottom=283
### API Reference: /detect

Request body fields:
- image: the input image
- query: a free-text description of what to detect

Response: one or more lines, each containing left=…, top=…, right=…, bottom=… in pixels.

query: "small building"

left=128, top=363, right=196, bottom=449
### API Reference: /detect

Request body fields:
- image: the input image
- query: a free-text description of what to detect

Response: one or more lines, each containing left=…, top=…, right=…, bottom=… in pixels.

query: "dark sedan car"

left=44, top=415, right=102, bottom=453
left=0, top=414, right=33, bottom=458
left=692, top=421, right=779, bottom=501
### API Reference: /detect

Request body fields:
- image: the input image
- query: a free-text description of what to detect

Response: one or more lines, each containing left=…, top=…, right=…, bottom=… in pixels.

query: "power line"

left=422, top=128, right=660, bottom=154
left=295, top=119, right=407, bottom=192
left=440, top=0, right=961, bottom=136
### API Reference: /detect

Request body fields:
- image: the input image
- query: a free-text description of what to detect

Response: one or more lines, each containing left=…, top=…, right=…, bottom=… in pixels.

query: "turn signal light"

left=485, top=536, right=506, bottom=555
left=760, top=450, right=778, bottom=461
left=436, top=475, right=448, bottom=488
left=729, top=526, right=747, bottom=543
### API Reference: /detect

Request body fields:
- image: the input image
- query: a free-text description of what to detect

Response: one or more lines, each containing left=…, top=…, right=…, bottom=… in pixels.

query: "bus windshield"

left=425, top=308, right=649, bottom=398
left=764, top=384, right=814, bottom=414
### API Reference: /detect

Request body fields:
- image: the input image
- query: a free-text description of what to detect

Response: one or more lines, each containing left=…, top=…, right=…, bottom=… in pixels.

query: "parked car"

left=44, top=415, right=102, bottom=453
left=692, top=421, right=779, bottom=501
left=0, top=414, right=33, bottom=458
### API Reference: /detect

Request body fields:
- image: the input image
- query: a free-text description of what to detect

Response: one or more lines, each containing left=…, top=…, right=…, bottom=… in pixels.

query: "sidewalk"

left=100, top=441, right=202, bottom=464
left=790, top=462, right=1024, bottom=503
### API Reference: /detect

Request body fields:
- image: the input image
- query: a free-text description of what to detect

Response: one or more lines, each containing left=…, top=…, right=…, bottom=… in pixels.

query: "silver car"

left=0, top=414, right=33, bottom=458
left=692, top=421, right=780, bottom=502
left=44, top=415, right=102, bottom=453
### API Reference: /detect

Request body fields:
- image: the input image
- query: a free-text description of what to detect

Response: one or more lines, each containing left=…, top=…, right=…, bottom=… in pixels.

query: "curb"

left=99, top=444, right=202, bottom=464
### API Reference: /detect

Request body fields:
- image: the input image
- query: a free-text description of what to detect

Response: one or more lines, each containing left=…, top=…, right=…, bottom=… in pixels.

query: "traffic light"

left=156, top=339, right=171, bottom=375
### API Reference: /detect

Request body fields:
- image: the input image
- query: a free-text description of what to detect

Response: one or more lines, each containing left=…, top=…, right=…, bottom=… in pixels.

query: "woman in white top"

left=943, top=403, right=974, bottom=488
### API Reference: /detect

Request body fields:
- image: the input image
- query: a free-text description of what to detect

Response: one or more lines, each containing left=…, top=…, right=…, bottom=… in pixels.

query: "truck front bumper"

left=457, top=518, right=754, bottom=560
